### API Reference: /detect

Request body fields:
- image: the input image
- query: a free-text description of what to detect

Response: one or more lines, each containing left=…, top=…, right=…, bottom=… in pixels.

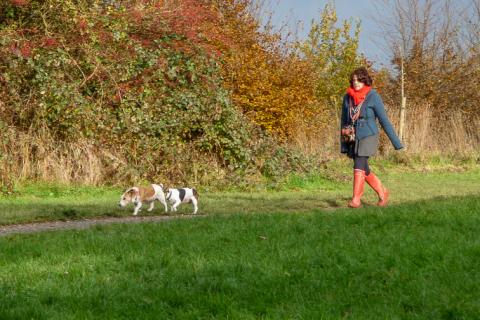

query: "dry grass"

left=0, top=127, right=245, bottom=191
left=0, top=127, right=126, bottom=189
left=387, top=104, right=480, bottom=155
left=289, top=110, right=339, bottom=160
left=289, top=102, right=480, bottom=160
left=1, top=101, right=479, bottom=192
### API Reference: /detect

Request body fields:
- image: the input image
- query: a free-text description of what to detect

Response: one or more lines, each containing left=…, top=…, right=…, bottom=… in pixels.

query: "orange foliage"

left=9, top=0, right=29, bottom=6
left=208, top=1, right=320, bottom=139
left=224, top=47, right=318, bottom=138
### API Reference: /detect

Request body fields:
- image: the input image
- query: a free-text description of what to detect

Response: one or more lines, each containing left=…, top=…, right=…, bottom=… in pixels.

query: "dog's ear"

left=126, top=187, right=139, bottom=197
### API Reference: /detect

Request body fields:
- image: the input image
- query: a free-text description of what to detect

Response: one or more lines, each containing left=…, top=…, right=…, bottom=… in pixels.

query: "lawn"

left=0, top=168, right=479, bottom=225
left=0, top=165, right=479, bottom=318
left=0, top=195, right=479, bottom=319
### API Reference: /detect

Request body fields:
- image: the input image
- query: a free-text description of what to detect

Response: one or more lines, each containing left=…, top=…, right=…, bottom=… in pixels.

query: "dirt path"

left=0, top=215, right=203, bottom=236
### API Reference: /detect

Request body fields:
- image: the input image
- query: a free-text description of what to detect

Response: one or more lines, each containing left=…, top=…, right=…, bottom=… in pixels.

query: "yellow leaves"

left=199, top=1, right=361, bottom=141
left=226, top=57, right=317, bottom=139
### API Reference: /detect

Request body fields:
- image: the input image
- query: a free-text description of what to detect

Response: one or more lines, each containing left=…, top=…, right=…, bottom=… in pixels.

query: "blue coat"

left=340, top=89, right=403, bottom=154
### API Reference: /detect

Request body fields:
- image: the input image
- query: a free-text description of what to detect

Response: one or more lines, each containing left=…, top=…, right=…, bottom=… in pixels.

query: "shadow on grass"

left=0, top=202, right=126, bottom=226
left=0, top=189, right=479, bottom=227
left=1, top=194, right=480, bottom=318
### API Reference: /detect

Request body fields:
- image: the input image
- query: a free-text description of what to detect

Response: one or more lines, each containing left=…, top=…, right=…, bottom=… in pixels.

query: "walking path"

left=0, top=215, right=202, bottom=236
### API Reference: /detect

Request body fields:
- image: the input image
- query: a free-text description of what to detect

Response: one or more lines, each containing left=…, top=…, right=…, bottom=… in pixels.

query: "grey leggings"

left=354, top=156, right=370, bottom=176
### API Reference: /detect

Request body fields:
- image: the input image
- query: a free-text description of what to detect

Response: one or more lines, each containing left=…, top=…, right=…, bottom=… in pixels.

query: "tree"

left=297, top=3, right=363, bottom=110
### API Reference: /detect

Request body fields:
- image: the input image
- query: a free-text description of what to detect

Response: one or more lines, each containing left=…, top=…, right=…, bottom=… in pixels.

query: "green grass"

left=0, top=195, right=479, bottom=319
left=0, top=169, right=479, bottom=225
left=0, top=183, right=121, bottom=225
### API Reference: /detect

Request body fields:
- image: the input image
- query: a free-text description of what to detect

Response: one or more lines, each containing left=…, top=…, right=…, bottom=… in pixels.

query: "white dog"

left=119, top=184, right=168, bottom=216
left=166, top=188, right=199, bottom=214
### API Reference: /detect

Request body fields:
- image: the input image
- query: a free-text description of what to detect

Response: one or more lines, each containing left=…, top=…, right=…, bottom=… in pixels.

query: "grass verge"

left=0, top=195, right=479, bottom=319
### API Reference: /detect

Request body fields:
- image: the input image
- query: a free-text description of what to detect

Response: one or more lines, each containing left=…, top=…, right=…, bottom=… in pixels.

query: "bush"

left=0, top=0, right=308, bottom=189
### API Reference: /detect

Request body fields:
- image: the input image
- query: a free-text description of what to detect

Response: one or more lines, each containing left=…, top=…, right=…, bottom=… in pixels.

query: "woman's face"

left=352, top=75, right=365, bottom=91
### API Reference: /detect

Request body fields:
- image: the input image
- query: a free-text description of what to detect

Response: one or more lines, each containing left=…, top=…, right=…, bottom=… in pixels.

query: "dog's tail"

left=193, top=188, right=199, bottom=200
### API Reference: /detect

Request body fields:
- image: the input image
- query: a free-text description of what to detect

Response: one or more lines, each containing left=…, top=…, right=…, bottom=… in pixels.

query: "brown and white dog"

left=166, top=188, right=199, bottom=214
left=119, top=184, right=168, bottom=216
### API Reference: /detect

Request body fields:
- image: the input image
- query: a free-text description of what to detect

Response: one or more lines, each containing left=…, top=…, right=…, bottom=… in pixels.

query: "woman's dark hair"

left=349, top=67, right=373, bottom=87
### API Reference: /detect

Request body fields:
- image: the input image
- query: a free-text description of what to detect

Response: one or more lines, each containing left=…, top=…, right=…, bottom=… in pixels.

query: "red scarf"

left=346, top=85, right=371, bottom=106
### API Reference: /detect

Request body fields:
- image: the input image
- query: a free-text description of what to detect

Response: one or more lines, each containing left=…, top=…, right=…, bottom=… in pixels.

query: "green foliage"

left=259, top=146, right=305, bottom=178
left=297, top=3, right=364, bottom=109
left=0, top=0, right=306, bottom=186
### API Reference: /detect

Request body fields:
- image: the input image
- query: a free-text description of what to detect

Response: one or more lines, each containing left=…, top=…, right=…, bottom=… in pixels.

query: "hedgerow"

left=0, top=0, right=308, bottom=189
left=0, top=0, right=370, bottom=191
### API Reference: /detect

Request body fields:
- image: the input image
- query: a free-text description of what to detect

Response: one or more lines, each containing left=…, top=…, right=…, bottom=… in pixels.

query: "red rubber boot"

left=365, top=172, right=389, bottom=206
left=348, top=169, right=365, bottom=208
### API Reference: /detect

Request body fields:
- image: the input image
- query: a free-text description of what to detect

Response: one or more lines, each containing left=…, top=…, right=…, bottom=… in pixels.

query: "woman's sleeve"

left=372, top=93, right=404, bottom=150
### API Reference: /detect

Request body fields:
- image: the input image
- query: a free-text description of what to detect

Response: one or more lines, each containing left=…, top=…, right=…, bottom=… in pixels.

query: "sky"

left=266, top=0, right=473, bottom=68
left=265, top=0, right=393, bottom=67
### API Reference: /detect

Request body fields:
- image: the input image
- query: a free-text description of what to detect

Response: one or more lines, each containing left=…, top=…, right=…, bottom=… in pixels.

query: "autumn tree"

left=373, top=0, right=480, bottom=154
left=215, top=2, right=363, bottom=139
left=377, top=0, right=475, bottom=113
left=297, top=3, right=363, bottom=110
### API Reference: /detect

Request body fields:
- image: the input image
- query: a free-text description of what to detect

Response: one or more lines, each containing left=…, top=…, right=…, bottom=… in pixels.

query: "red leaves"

left=20, top=44, right=31, bottom=58
left=9, top=0, right=29, bottom=6
left=152, top=0, right=230, bottom=54
left=98, top=30, right=112, bottom=43
left=42, top=37, right=58, bottom=48
left=128, top=8, right=145, bottom=24
left=10, top=42, right=32, bottom=58
left=77, top=19, right=88, bottom=32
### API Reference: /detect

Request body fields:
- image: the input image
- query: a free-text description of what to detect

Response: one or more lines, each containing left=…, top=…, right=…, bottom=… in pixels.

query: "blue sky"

left=265, top=0, right=393, bottom=67
left=266, top=0, right=473, bottom=68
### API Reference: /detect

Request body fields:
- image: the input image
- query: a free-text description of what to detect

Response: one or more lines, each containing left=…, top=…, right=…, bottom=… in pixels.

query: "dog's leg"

left=172, top=200, right=180, bottom=212
left=147, top=202, right=155, bottom=212
left=133, top=202, right=142, bottom=216
left=157, top=196, right=168, bottom=213
left=191, top=197, right=198, bottom=215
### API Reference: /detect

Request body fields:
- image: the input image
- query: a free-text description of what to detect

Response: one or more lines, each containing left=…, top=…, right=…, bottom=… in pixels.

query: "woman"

left=340, top=67, right=403, bottom=208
